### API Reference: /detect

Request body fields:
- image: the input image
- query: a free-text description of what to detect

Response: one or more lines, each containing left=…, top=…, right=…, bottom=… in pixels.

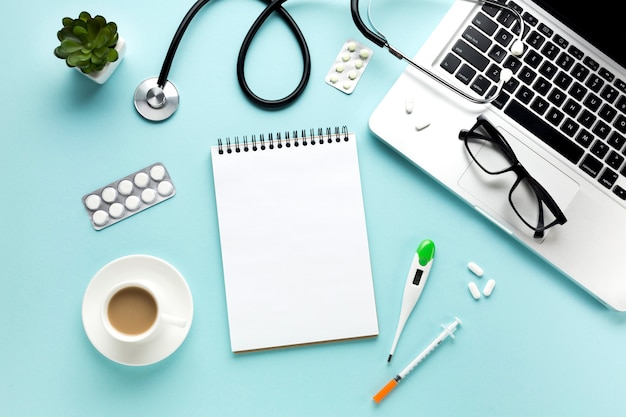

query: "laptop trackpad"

left=458, top=126, right=580, bottom=241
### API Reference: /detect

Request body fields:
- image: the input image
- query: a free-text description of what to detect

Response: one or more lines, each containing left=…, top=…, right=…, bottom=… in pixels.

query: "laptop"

left=369, top=0, right=626, bottom=311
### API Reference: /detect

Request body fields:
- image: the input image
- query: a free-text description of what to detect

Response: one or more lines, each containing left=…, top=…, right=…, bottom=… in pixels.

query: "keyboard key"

left=462, top=26, right=492, bottom=52
left=575, top=129, right=594, bottom=148
left=600, top=85, right=619, bottom=104
left=471, top=75, right=492, bottom=96
left=537, top=23, right=553, bottom=38
left=473, top=12, right=498, bottom=36
left=598, top=168, right=618, bottom=189
left=615, top=96, right=626, bottom=113
left=516, top=86, right=534, bottom=104
left=530, top=96, right=549, bottom=115
left=440, top=53, right=461, bottom=74
left=607, top=132, right=626, bottom=151
left=614, top=115, right=626, bottom=134
left=591, top=140, right=609, bottom=159
left=571, top=63, right=589, bottom=82
left=614, top=186, right=626, bottom=200
left=592, top=120, right=610, bottom=139
left=526, top=31, right=546, bottom=49
left=494, top=28, right=515, bottom=47
left=599, top=104, right=617, bottom=123
left=553, top=34, right=568, bottom=49
left=578, top=109, right=596, bottom=128
left=547, top=88, right=566, bottom=107
left=488, top=44, right=507, bottom=63
left=563, top=99, right=582, bottom=118
left=452, top=40, right=489, bottom=71
left=586, top=74, right=604, bottom=92
left=522, top=12, right=538, bottom=27
left=555, top=52, right=574, bottom=71
left=583, top=93, right=602, bottom=112
left=583, top=57, right=599, bottom=72
left=599, top=68, right=615, bottom=83
left=532, top=77, right=551, bottom=95
left=541, top=41, right=559, bottom=60
left=606, top=151, right=624, bottom=170
left=546, top=107, right=565, bottom=126
left=538, top=61, right=558, bottom=79
left=455, top=64, right=476, bottom=84
left=524, top=50, right=543, bottom=68
left=504, top=100, right=584, bottom=163
left=554, top=72, right=573, bottom=90
left=560, top=118, right=579, bottom=137
left=568, top=82, right=587, bottom=100
left=518, top=66, right=538, bottom=85
left=579, top=154, right=603, bottom=177
left=568, top=45, right=584, bottom=60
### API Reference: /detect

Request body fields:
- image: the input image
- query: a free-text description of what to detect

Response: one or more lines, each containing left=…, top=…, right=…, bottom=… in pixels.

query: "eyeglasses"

left=458, top=115, right=567, bottom=239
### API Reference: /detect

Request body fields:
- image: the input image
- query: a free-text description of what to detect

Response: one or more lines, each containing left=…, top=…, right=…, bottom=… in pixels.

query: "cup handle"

left=161, top=313, right=187, bottom=328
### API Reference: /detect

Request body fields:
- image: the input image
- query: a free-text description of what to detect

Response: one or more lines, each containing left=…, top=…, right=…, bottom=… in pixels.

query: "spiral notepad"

left=211, top=126, right=379, bottom=352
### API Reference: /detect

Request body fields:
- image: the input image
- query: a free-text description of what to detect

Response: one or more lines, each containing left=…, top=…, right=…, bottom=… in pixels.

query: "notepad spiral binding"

left=217, top=125, right=350, bottom=154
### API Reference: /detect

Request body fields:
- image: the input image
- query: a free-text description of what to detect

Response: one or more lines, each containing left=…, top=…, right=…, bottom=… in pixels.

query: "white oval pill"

left=85, top=194, right=101, bottom=210
left=125, top=195, right=141, bottom=211
left=109, top=202, right=125, bottom=219
left=134, top=172, right=150, bottom=188
left=92, top=210, right=109, bottom=227
left=468, top=281, right=481, bottom=300
left=150, top=165, right=166, bottom=181
left=141, top=188, right=157, bottom=203
left=117, top=179, right=134, bottom=195
left=101, top=187, right=117, bottom=203
left=157, top=181, right=174, bottom=196
left=468, top=261, right=484, bottom=277
left=483, top=279, right=496, bottom=297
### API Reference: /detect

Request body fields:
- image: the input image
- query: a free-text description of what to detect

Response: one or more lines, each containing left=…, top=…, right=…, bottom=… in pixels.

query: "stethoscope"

left=350, top=0, right=525, bottom=104
left=134, top=0, right=525, bottom=122
left=134, top=0, right=311, bottom=122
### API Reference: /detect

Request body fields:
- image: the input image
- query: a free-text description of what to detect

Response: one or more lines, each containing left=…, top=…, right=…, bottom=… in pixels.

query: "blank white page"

left=211, top=130, right=378, bottom=352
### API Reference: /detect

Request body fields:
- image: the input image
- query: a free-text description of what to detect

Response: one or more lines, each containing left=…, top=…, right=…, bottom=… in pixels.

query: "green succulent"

left=54, top=11, right=119, bottom=74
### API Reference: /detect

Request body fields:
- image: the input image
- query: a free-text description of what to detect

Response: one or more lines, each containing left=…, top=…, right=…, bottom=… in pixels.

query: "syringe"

left=373, top=317, right=462, bottom=403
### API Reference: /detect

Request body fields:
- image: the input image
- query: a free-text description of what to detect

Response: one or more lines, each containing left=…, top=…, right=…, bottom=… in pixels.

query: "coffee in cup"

left=102, top=281, right=186, bottom=343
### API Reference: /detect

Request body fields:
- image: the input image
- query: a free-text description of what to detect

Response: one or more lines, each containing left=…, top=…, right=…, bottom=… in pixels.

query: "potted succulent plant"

left=53, top=11, right=126, bottom=84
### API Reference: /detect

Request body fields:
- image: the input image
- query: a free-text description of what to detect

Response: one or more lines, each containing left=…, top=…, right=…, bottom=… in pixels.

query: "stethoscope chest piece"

left=134, top=77, right=179, bottom=122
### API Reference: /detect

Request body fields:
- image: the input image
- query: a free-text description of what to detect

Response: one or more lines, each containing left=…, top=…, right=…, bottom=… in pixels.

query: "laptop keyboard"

left=439, top=0, right=626, bottom=201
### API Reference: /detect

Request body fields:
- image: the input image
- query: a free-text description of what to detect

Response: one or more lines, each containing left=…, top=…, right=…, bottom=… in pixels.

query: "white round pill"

left=117, top=179, right=134, bottom=195
left=92, top=210, right=109, bottom=227
left=85, top=194, right=101, bottom=211
left=354, top=59, right=364, bottom=69
left=101, top=187, right=117, bottom=203
left=341, top=53, right=351, bottom=62
left=134, top=172, right=150, bottom=188
left=347, top=41, right=357, bottom=52
left=329, top=74, right=339, bottom=83
left=359, top=49, right=370, bottom=59
left=483, top=279, right=496, bottom=297
left=125, top=195, right=141, bottom=211
left=141, top=188, right=157, bottom=203
left=348, top=70, right=358, bottom=80
left=157, top=181, right=174, bottom=196
left=109, top=202, right=125, bottom=219
left=468, top=261, right=484, bottom=277
left=335, top=64, right=345, bottom=73
left=150, top=165, right=166, bottom=181
left=343, top=82, right=352, bottom=90
left=468, top=281, right=481, bottom=300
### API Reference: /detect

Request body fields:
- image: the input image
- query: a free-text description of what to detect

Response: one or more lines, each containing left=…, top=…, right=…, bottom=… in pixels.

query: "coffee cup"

left=102, top=281, right=187, bottom=344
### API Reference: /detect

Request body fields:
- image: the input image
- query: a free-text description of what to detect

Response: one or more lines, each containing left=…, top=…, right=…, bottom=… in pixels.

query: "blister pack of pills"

left=325, top=39, right=373, bottom=94
left=82, top=162, right=176, bottom=230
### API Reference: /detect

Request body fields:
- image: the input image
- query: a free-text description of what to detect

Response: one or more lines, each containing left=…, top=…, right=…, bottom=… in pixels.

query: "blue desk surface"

left=2, top=0, right=626, bottom=415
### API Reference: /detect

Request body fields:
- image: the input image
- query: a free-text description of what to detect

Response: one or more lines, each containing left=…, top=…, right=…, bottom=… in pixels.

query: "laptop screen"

left=533, top=0, right=626, bottom=69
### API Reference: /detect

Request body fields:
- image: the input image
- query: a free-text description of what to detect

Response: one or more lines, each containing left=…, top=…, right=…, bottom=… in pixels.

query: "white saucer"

left=82, top=255, right=194, bottom=366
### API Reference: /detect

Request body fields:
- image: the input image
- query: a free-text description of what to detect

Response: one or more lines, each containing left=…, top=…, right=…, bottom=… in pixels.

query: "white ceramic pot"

left=76, top=36, right=127, bottom=84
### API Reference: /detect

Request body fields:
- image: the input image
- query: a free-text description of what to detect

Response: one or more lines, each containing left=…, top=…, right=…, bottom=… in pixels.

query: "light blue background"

left=1, top=0, right=625, bottom=416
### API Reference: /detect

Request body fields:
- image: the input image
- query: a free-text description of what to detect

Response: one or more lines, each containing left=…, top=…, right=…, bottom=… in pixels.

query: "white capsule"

left=468, top=281, right=481, bottom=300
left=467, top=261, right=484, bottom=277
left=483, top=279, right=496, bottom=297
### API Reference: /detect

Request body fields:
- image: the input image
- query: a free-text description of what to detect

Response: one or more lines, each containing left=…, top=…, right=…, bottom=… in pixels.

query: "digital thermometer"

left=387, top=239, right=435, bottom=362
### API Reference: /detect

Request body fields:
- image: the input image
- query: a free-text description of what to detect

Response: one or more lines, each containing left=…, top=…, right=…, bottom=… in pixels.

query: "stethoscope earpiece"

left=134, top=77, right=179, bottom=122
